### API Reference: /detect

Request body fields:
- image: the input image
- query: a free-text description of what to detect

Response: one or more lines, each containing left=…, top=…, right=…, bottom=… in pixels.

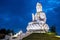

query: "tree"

left=6, top=29, right=14, bottom=35
left=0, top=28, right=6, bottom=39
left=50, top=25, right=57, bottom=34
left=0, top=28, right=15, bottom=39
left=0, top=28, right=6, bottom=34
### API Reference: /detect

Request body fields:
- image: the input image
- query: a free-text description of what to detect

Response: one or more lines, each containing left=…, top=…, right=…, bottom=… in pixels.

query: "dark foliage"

left=50, top=25, right=57, bottom=34
left=0, top=28, right=14, bottom=39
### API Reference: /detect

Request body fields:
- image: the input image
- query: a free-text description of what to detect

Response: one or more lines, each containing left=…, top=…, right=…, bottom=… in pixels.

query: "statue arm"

left=44, top=13, right=46, bottom=23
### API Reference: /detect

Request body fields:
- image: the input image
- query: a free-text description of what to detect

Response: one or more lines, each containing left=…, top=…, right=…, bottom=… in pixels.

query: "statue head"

left=36, top=2, right=42, bottom=12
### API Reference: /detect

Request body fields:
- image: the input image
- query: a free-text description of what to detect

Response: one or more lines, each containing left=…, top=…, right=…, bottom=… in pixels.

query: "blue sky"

left=0, top=0, right=60, bottom=35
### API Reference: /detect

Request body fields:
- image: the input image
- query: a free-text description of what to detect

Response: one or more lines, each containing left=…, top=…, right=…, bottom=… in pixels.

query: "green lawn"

left=22, top=33, right=60, bottom=40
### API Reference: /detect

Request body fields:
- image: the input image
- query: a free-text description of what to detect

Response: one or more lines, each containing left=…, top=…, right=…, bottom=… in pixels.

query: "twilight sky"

left=0, top=0, right=60, bottom=35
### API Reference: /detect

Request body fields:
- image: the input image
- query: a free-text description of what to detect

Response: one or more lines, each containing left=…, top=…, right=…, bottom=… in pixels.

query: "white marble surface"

left=27, top=2, right=49, bottom=33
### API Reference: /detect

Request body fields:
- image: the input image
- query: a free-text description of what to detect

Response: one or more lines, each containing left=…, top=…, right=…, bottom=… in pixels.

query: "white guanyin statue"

left=26, top=2, right=49, bottom=33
